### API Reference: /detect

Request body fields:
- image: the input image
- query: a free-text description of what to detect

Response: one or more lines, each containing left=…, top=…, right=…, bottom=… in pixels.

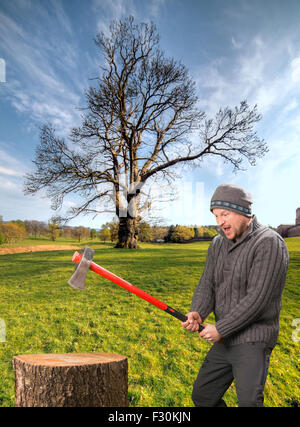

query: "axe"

left=68, top=247, right=204, bottom=332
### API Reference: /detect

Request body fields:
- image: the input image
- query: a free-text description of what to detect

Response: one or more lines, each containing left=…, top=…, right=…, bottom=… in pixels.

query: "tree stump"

left=13, top=353, right=128, bottom=407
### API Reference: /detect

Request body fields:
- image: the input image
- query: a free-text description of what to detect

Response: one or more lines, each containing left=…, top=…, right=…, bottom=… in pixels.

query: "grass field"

left=0, top=237, right=299, bottom=407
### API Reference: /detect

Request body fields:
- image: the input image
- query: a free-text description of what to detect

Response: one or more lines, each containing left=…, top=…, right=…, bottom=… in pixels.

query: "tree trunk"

left=116, top=217, right=139, bottom=249
left=13, top=353, right=128, bottom=407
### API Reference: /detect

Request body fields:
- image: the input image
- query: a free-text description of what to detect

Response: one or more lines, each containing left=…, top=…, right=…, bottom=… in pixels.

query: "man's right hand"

left=181, top=311, right=202, bottom=332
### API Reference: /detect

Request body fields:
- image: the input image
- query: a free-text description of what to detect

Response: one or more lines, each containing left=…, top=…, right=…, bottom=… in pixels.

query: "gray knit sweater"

left=190, top=216, right=289, bottom=347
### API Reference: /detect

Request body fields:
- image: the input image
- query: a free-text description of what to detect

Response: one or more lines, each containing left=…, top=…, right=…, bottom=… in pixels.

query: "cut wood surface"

left=13, top=353, right=128, bottom=407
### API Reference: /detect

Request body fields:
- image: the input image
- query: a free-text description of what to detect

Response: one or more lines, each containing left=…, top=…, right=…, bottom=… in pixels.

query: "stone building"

left=277, top=208, right=300, bottom=237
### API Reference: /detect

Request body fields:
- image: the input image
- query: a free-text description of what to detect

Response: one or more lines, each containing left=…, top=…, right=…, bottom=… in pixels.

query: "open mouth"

left=223, top=226, right=231, bottom=235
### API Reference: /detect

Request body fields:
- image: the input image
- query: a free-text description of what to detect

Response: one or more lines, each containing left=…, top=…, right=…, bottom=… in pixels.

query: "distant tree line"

left=0, top=218, right=92, bottom=244
left=0, top=216, right=218, bottom=245
left=97, top=221, right=218, bottom=243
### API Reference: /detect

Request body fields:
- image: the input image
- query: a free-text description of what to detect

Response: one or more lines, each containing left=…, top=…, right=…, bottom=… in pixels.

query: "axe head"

left=68, top=247, right=94, bottom=290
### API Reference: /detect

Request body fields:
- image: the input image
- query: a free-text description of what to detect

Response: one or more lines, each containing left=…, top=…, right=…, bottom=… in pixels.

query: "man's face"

left=212, top=208, right=251, bottom=241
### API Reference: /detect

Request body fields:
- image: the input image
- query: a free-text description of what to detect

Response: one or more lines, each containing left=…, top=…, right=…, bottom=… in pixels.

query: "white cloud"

left=148, top=0, right=166, bottom=17
left=93, top=0, right=165, bottom=35
left=0, top=6, right=84, bottom=134
left=0, top=145, right=61, bottom=222
left=0, top=166, right=23, bottom=177
left=195, top=31, right=300, bottom=119
left=0, top=149, right=27, bottom=176
left=282, top=99, right=298, bottom=114
left=93, top=0, right=137, bottom=34
left=231, top=36, right=242, bottom=49
left=291, top=57, right=300, bottom=82
left=0, top=176, right=20, bottom=191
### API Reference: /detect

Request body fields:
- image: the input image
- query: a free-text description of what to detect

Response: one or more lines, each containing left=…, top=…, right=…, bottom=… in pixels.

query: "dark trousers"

left=192, top=342, right=273, bottom=407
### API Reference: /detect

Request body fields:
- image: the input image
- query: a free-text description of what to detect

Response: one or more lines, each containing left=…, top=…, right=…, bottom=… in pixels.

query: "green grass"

left=0, top=235, right=81, bottom=247
left=0, top=238, right=299, bottom=407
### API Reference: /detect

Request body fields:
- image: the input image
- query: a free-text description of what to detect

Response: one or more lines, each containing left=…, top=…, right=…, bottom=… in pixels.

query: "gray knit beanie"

left=210, top=183, right=253, bottom=217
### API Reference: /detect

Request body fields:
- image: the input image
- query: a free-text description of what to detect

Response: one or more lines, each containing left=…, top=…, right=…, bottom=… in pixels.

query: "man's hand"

left=181, top=311, right=202, bottom=332
left=199, top=323, right=221, bottom=343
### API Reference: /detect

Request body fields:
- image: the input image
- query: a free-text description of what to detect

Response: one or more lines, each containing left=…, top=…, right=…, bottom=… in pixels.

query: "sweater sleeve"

left=190, top=241, right=216, bottom=321
left=216, top=235, right=289, bottom=339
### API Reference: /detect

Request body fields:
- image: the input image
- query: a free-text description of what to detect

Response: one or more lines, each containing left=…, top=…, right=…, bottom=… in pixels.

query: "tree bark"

left=13, top=353, right=128, bottom=407
left=115, top=217, right=139, bottom=249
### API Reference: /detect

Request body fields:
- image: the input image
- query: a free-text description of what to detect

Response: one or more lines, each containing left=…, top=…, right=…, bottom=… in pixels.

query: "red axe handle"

left=72, top=251, right=204, bottom=332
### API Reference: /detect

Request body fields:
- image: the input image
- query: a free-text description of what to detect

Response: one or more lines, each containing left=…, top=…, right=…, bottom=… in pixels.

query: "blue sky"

left=0, top=0, right=300, bottom=228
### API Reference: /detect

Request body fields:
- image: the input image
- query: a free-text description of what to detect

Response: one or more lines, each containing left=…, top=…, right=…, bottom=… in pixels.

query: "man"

left=182, top=183, right=289, bottom=407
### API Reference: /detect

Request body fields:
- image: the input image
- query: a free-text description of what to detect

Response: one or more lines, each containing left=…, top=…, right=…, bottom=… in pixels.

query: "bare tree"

left=24, top=16, right=267, bottom=248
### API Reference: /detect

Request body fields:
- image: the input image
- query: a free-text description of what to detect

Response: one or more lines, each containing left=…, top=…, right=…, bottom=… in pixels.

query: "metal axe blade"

left=68, top=247, right=94, bottom=290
